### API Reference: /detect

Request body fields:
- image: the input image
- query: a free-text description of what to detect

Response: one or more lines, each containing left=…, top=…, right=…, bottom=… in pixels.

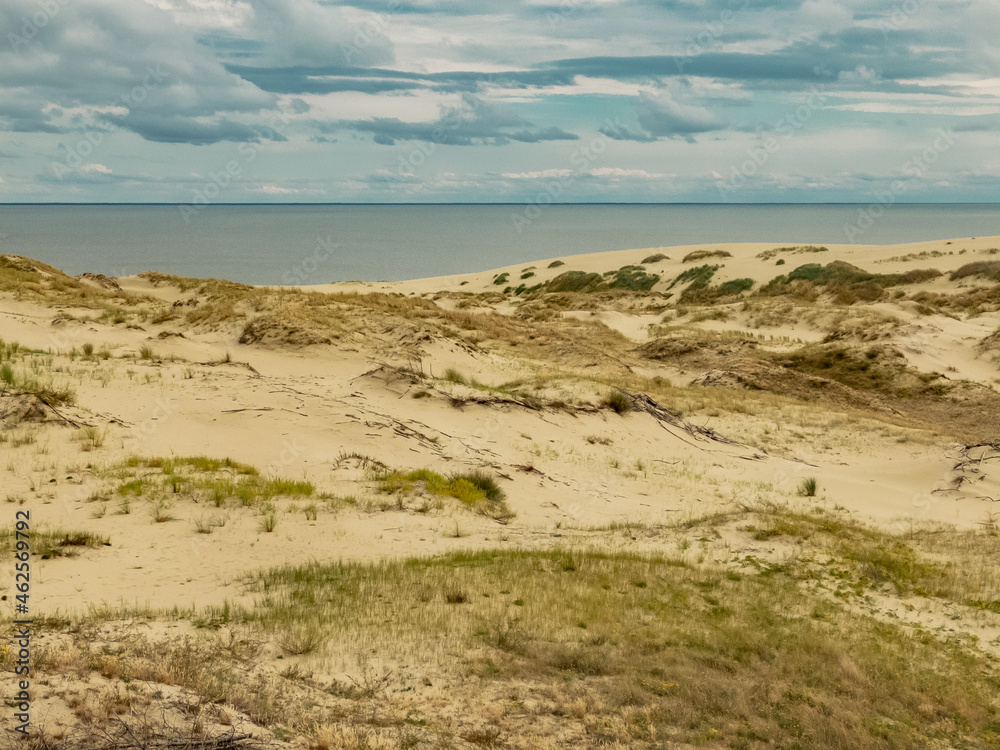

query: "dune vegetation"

left=2, top=239, right=1000, bottom=748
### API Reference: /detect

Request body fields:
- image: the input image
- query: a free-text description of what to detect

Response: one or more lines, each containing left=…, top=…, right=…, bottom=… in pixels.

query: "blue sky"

left=1, top=0, right=998, bottom=203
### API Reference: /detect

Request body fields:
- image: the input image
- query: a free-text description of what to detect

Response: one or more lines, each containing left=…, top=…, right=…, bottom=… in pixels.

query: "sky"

left=0, top=0, right=998, bottom=203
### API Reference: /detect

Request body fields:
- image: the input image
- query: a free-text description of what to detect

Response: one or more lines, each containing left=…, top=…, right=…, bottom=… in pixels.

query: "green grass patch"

left=376, top=468, right=513, bottom=522
left=605, top=265, right=660, bottom=291
left=761, top=261, right=943, bottom=305
left=124, top=455, right=259, bottom=476
left=683, top=249, right=731, bottom=262
left=546, top=270, right=605, bottom=293
left=670, top=263, right=719, bottom=291
left=111, top=457, right=312, bottom=507
left=0, top=527, right=110, bottom=558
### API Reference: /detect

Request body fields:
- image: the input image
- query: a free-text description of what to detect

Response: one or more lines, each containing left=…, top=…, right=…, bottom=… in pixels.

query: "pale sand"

left=307, top=235, right=1000, bottom=296
left=1, top=235, right=997, bottom=618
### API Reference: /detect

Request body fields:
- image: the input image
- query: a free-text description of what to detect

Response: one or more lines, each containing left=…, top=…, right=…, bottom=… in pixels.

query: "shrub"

left=762, top=262, right=943, bottom=303
left=602, top=391, right=632, bottom=414
left=546, top=271, right=604, bottom=293
left=950, top=261, right=1000, bottom=282
left=641, top=253, right=668, bottom=264
left=547, top=260, right=565, bottom=268
left=798, top=478, right=818, bottom=497
left=274, top=622, right=326, bottom=655
left=451, top=469, right=506, bottom=503
left=757, top=245, right=828, bottom=261
left=512, top=282, right=544, bottom=296
left=718, top=278, right=754, bottom=295
left=606, top=265, right=660, bottom=292
left=683, top=249, right=731, bottom=263
left=670, top=264, right=719, bottom=290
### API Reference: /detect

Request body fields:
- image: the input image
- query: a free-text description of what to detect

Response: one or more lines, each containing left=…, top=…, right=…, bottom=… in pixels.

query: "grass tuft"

left=798, top=477, right=818, bottom=497
left=602, top=391, right=632, bottom=415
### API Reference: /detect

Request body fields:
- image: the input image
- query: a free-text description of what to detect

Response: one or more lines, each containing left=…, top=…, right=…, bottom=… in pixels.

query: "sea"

left=1, top=203, right=998, bottom=285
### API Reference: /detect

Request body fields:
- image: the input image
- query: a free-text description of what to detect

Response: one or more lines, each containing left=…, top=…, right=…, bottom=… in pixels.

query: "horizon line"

left=1, top=201, right=999, bottom=207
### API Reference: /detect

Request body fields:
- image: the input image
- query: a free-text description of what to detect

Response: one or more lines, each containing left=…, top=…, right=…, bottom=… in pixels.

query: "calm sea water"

left=1, top=204, right=998, bottom=285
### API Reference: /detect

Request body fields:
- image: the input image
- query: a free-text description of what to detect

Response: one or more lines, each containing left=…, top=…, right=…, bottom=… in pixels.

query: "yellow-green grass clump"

left=112, top=456, right=313, bottom=508
left=0, top=337, right=76, bottom=407
left=376, top=467, right=514, bottom=522
left=0, top=527, right=109, bottom=559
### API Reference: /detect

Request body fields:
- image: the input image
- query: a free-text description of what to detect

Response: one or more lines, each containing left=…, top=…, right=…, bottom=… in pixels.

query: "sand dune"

left=2, top=238, right=999, bottom=748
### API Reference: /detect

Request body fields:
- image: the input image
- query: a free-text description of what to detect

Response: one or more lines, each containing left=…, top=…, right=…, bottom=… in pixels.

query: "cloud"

left=254, top=184, right=300, bottom=194
left=0, top=0, right=276, bottom=144
left=1, top=0, right=997, bottom=202
left=608, top=91, right=728, bottom=142
left=0, top=100, right=70, bottom=134
left=502, top=169, right=574, bottom=179
left=101, top=111, right=289, bottom=145
left=239, top=0, right=395, bottom=68
left=599, top=122, right=657, bottom=142
left=953, top=116, right=1000, bottom=133
left=333, top=94, right=579, bottom=145
left=799, top=0, right=853, bottom=31
left=838, top=65, right=879, bottom=83
left=587, top=167, right=669, bottom=179
left=226, top=65, right=426, bottom=94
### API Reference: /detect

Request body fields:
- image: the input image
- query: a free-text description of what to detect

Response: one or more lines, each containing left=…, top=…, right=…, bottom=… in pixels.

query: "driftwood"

left=625, top=391, right=766, bottom=459
left=110, top=733, right=256, bottom=749
left=935, top=443, right=1000, bottom=501
left=195, top=359, right=261, bottom=377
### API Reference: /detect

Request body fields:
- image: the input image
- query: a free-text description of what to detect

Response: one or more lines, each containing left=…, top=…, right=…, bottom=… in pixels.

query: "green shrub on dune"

left=546, top=271, right=604, bottom=293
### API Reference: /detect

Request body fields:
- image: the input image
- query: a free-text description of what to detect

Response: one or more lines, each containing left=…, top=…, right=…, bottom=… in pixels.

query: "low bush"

left=602, top=391, right=632, bottom=414
left=683, top=249, right=731, bottom=263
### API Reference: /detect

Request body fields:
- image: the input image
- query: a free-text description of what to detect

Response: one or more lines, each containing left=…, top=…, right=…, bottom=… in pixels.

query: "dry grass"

left=28, top=514, right=1000, bottom=749
left=0, top=337, right=76, bottom=407
left=0, top=255, right=159, bottom=321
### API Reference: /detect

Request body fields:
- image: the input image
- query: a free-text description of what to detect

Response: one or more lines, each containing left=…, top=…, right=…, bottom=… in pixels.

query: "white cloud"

left=588, top=167, right=669, bottom=179
left=254, top=184, right=300, bottom=194
left=838, top=65, right=879, bottom=84
left=501, top=169, right=574, bottom=179
left=798, top=0, right=853, bottom=31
